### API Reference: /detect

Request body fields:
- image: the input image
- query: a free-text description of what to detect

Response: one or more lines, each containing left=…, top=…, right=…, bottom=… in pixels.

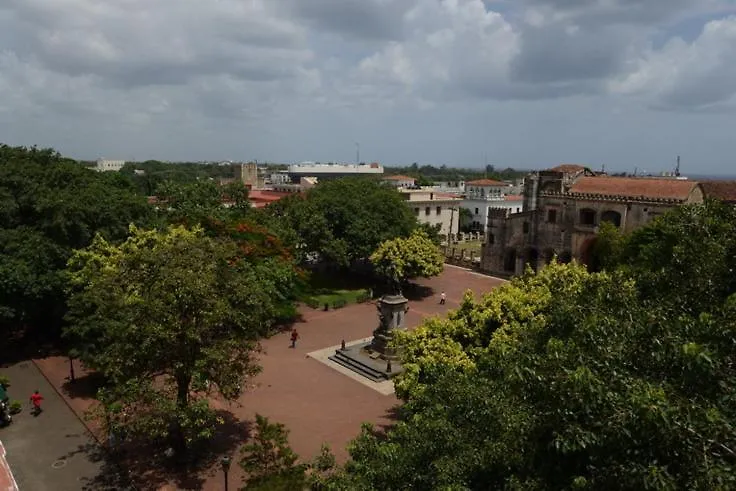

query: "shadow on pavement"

left=73, top=409, right=250, bottom=490
left=61, top=372, right=106, bottom=401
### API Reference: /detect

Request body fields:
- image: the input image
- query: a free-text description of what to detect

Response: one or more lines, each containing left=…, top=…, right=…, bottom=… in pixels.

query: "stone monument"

left=328, top=266, right=409, bottom=381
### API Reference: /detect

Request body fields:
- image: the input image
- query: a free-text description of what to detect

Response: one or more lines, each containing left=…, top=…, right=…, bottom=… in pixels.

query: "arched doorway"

left=558, top=250, right=572, bottom=264
left=503, top=249, right=516, bottom=273
left=524, top=248, right=539, bottom=272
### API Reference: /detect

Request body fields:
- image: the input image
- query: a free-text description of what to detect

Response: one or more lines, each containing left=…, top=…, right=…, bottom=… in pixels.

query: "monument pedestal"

left=328, top=294, right=409, bottom=381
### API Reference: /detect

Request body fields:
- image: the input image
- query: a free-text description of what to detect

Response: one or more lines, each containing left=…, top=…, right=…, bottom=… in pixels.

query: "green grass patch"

left=300, top=271, right=373, bottom=309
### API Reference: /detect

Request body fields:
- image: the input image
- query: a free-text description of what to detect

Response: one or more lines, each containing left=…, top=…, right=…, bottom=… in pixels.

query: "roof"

left=466, top=179, right=508, bottom=186
left=384, top=175, right=416, bottom=181
left=568, top=176, right=699, bottom=201
left=504, top=194, right=524, bottom=201
left=249, top=190, right=291, bottom=202
left=548, top=164, right=588, bottom=173
left=700, top=180, right=736, bottom=203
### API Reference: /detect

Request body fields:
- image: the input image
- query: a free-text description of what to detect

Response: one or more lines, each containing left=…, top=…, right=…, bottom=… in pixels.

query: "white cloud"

left=611, top=16, right=736, bottom=110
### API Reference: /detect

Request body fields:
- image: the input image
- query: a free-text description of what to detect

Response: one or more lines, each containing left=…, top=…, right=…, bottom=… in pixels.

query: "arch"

left=579, top=236, right=598, bottom=268
left=503, top=249, right=517, bottom=272
left=543, top=248, right=556, bottom=264
left=523, top=247, right=539, bottom=272
left=579, top=208, right=597, bottom=226
left=558, top=250, right=572, bottom=264
left=600, top=210, right=622, bottom=227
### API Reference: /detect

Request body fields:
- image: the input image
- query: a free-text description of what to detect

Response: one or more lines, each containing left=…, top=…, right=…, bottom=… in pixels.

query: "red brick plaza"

left=33, top=265, right=505, bottom=490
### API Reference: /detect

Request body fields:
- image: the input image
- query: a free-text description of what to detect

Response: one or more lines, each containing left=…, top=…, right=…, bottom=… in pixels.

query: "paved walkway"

left=0, top=361, right=119, bottom=490
left=31, top=266, right=506, bottom=490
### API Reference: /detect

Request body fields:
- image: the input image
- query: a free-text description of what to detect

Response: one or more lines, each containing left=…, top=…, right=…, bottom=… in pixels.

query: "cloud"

left=611, top=16, right=736, bottom=110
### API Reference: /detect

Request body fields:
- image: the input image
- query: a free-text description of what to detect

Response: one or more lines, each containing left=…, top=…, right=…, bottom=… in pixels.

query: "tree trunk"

left=172, top=372, right=192, bottom=460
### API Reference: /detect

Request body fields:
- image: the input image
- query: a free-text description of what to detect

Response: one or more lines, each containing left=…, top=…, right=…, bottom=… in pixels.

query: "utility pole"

left=355, top=142, right=360, bottom=165
left=675, top=155, right=681, bottom=176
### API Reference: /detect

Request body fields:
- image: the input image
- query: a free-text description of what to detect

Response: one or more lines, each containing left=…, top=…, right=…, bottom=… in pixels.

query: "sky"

left=1, top=0, right=736, bottom=175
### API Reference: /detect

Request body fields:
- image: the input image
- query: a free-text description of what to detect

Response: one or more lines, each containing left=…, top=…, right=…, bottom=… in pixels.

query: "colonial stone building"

left=481, top=165, right=705, bottom=276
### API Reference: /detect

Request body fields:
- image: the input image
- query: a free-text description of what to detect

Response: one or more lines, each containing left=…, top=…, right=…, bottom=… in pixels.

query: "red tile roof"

left=569, top=176, right=699, bottom=201
left=466, top=179, right=508, bottom=186
left=548, top=164, right=588, bottom=173
left=249, top=190, right=291, bottom=203
left=384, top=175, right=416, bottom=181
left=504, top=194, right=524, bottom=201
left=700, top=180, right=736, bottom=203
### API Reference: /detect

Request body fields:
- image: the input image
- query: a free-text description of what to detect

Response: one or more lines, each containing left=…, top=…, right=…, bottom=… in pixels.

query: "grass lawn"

left=448, top=240, right=483, bottom=255
left=300, top=270, right=372, bottom=309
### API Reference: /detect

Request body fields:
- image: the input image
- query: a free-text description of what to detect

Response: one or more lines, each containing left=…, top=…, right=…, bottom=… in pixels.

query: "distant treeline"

left=385, top=163, right=526, bottom=185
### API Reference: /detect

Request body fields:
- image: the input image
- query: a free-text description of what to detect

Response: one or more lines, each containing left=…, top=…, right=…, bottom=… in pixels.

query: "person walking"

left=30, top=389, right=44, bottom=416
left=290, top=328, right=299, bottom=348
left=440, top=291, right=447, bottom=305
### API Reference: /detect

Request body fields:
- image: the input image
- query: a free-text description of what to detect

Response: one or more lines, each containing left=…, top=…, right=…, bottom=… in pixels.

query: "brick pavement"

left=0, top=361, right=119, bottom=491
left=33, top=266, right=506, bottom=490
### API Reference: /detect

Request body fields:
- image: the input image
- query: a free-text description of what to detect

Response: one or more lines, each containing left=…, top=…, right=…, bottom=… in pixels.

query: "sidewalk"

left=0, top=361, right=114, bottom=490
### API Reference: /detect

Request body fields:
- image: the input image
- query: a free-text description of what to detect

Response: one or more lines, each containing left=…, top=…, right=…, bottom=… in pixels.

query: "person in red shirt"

left=290, top=329, right=299, bottom=348
left=30, top=390, right=43, bottom=416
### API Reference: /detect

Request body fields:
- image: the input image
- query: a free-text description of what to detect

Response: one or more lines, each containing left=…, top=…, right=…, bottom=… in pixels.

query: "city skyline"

left=1, top=1, right=736, bottom=174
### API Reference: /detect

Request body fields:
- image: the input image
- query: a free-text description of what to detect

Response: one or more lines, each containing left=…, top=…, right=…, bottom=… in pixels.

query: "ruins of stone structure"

left=481, top=165, right=706, bottom=276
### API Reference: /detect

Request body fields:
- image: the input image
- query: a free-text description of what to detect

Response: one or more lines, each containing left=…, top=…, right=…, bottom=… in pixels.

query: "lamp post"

left=68, top=357, right=76, bottom=383
left=221, top=456, right=231, bottom=491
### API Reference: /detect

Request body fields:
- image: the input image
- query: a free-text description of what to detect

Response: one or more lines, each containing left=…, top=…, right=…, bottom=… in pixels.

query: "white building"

left=383, top=175, right=416, bottom=188
left=288, top=162, right=384, bottom=180
left=269, top=171, right=292, bottom=185
left=95, top=159, right=126, bottom=172
left=400, top=189, right=461, bottom=237
left=461, top=179, right=518, bottom=231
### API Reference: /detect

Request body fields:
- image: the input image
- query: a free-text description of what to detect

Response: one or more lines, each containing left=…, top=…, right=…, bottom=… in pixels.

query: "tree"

left=268, top=177, right=417, bottom=266
left=65, top=225, right=284, bottom=455
left=329, top=256, right=736, bottom=489
left=370, top=229, right=443, bottom=288
left=239, top=414, right=336, bottom=490
left=0, top=144, right=154, bottom=338
left=458, top=207, right=473, bottom=233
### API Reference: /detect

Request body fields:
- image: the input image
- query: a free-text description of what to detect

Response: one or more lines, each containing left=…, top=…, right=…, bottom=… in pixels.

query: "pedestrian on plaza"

left=29, top=389, right=44, bottom=416
left=440, top=291, right=447, bottom=305
left=290, top=328, right=299, bottom=348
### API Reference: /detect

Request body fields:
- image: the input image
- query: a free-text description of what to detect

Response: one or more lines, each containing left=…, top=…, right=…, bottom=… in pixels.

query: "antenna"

left=633, top=167, right=638, bottom=177
left=675, top=155, right=681, bottom=176
left=355, top=142, right=360, bottom=165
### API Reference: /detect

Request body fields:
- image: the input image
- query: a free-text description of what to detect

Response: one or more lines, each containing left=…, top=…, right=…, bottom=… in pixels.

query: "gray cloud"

left=274, top=0, right=411, bottom=41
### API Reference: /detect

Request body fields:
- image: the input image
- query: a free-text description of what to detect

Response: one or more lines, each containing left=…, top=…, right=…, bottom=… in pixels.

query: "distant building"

left=234, top=162, right=258, bottom=187
left=481, top=164, right=705, bottom=276
left=461, top=179, right=516, bottom=231
left=400, top=189, right=461, bottom=237
left=269, top=171, right=292, bottom=186
left=95, top=159, right=126, bottom=172
left=287, top=162, right=383, bottom=181
left=383, top=175, right=416, bottom=188
left=248, top=190, right=292, bottom=208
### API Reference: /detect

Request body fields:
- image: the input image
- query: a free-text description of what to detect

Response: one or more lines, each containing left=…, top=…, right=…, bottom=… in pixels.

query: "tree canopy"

left=267, top=177, right=417, bottom=266
left=0, top=144, right=154, bottom=338
left=370, top=229, right=443, bottom=286
left=65, top=225, right=288, bottom=454
left=325, top=201, right=736, bottom=490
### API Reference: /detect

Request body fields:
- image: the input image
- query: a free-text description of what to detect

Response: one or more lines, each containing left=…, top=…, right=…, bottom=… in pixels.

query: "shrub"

left=0, top=375, right=10, bottom=387
left=305, top=298, right=321, bottom=309
left=9, top=400, right=22, bottom=414
left=332, top=298, right=347, bottom=309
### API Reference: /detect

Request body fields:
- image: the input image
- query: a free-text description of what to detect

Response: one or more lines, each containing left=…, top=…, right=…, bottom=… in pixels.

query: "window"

left=523, top=222, right=530, bottom=234
left=600, top=210, right=622, bottom=227
left=425, top=207, right=430, bottom=215
left=488, top=233, right=495, bottom=245
left=414, top=207, right=419, bottom=216
left=579, top=208, right=596, bottom=226
left=436, top=206, right=442, bottom=215
left=475, top=208, right=479, bottom=215
left=547, top=209, right=557, bottom=223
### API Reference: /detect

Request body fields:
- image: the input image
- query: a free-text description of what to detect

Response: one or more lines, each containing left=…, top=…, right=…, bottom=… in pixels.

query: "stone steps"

left=329, top=350, right=393, bottom=382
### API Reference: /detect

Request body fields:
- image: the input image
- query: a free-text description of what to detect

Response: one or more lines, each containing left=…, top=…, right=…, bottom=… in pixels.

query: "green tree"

left=329, top=257, right=736, bottom=489
left=370, top=229, right=443, bottom=287
left=65, top=226, right=282, bottom=455
left=239, top=414, right=336, bottom=490
left=587, top=220, right=625, bottom=272
left=268, top=177, right=417, bottom=266
left=0, top=144, right=153, bottom=338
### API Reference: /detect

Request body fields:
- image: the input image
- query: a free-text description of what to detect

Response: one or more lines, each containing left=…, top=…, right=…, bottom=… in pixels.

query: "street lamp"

left=68, top=357, right=76, bottom=383
left=221, top=456, right=231, bottom=491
